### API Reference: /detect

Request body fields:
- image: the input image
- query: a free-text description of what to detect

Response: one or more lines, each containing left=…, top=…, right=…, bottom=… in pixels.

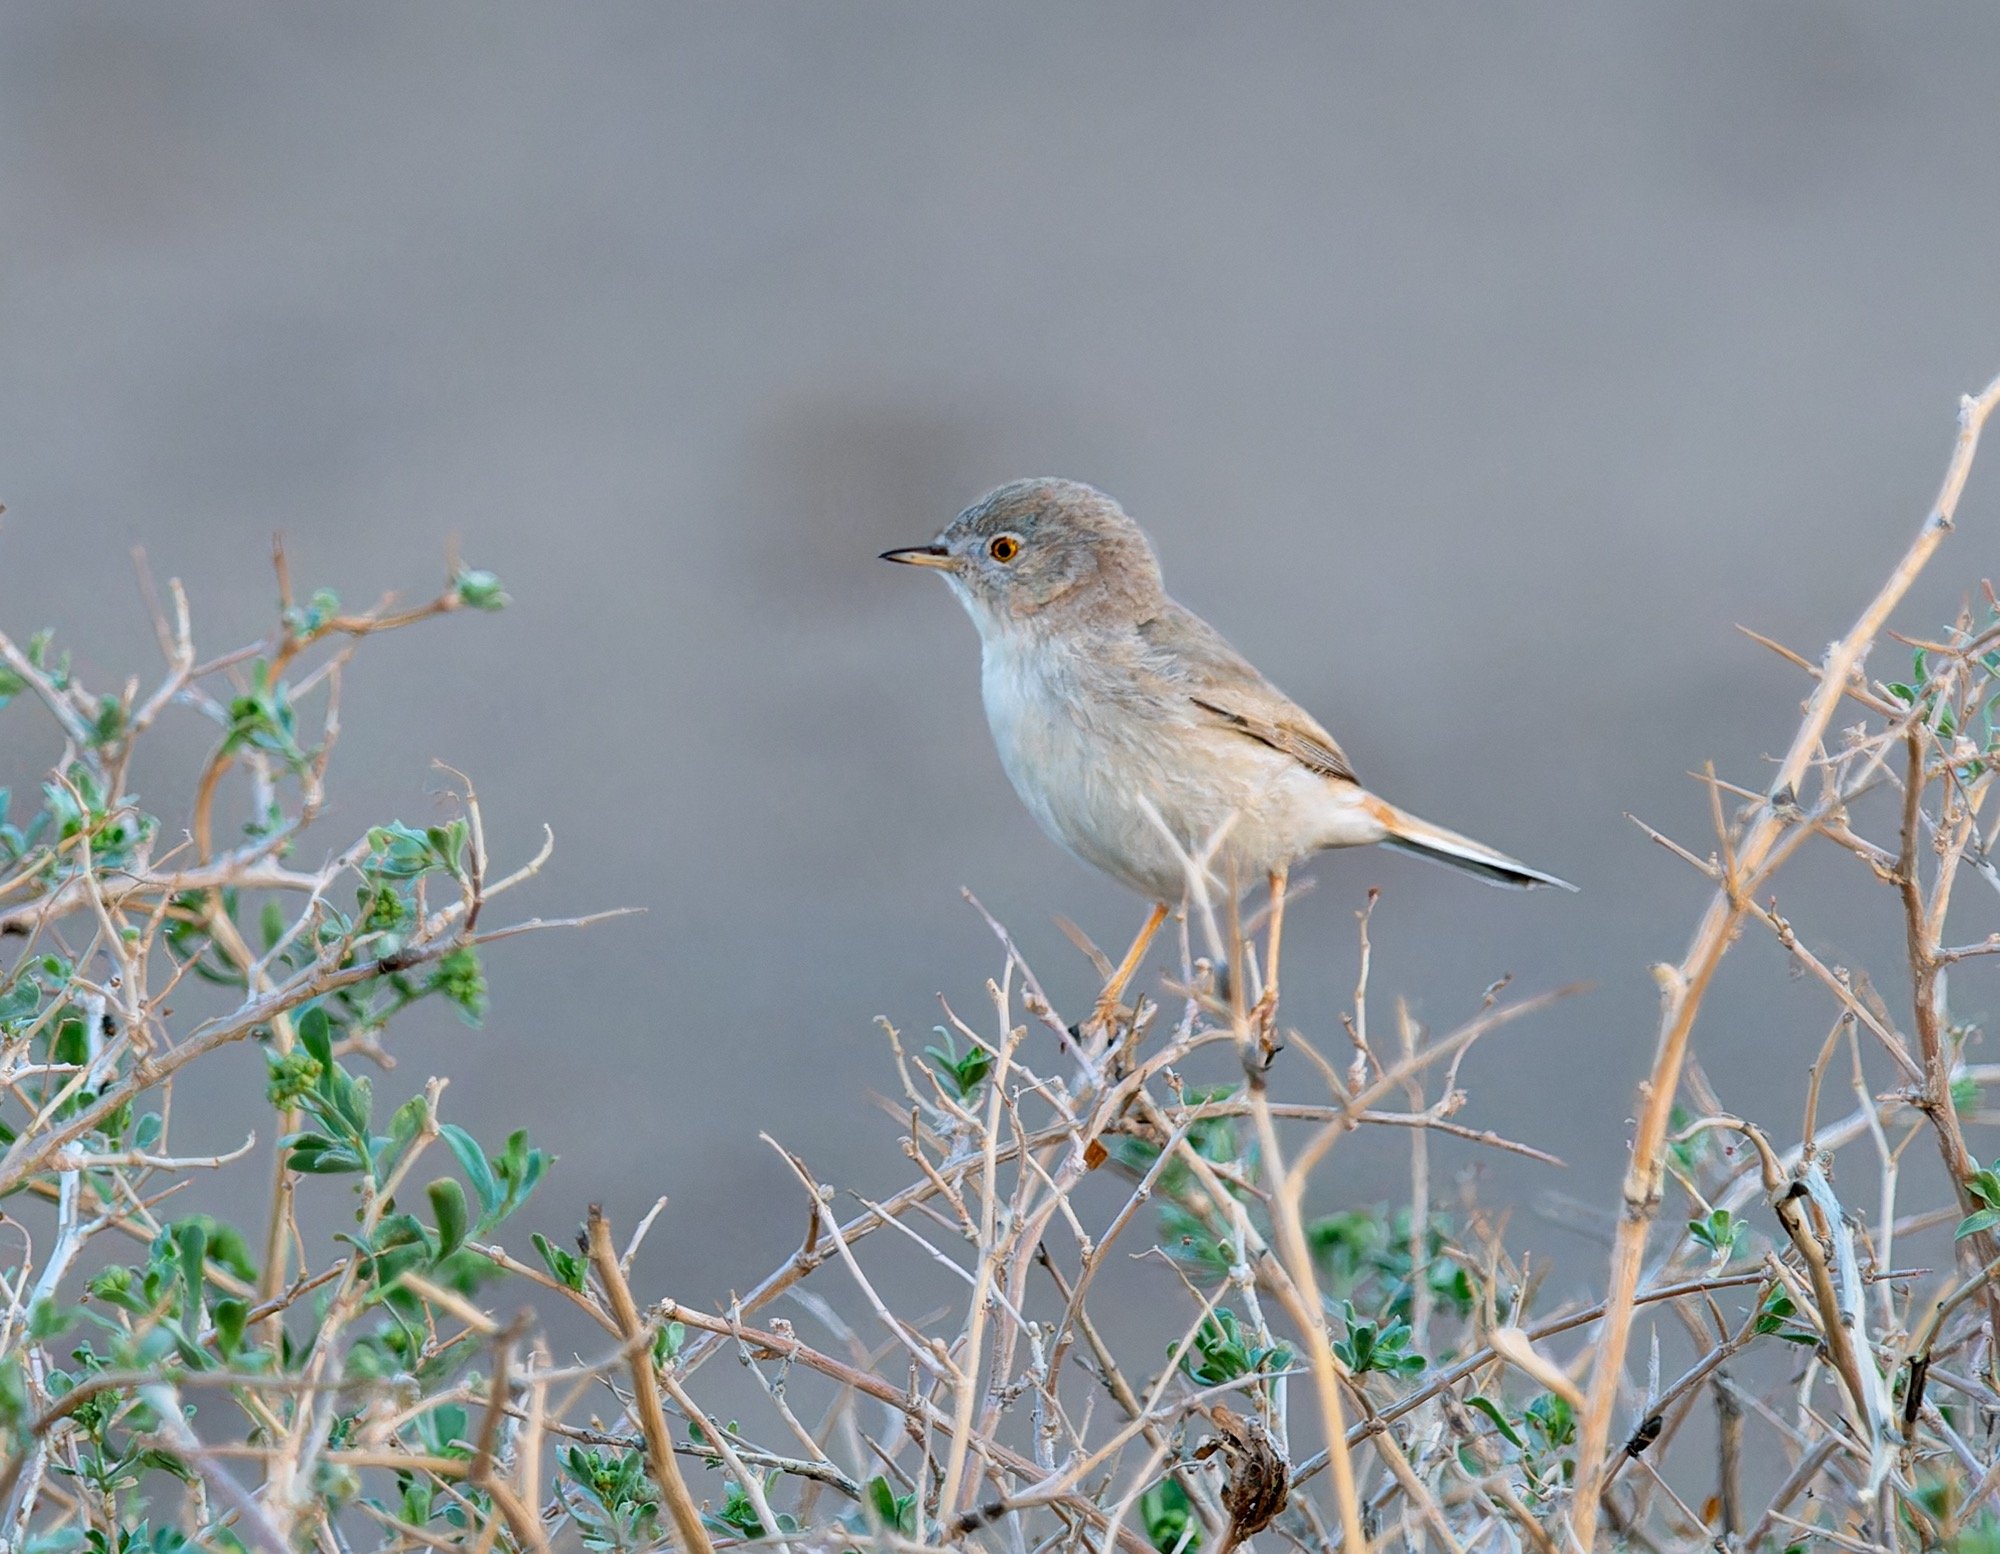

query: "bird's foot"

left=1247, top=987, right=1273, bottom=1031
left=1080, top=996, right=1151, bottom=1076
left=1082, top=997, right=1132, bottom=1042
left=1245, top=990, right=1283, bottom=1071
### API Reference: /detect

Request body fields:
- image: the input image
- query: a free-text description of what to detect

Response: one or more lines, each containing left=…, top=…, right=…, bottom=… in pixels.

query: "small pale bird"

left=883, top=478, right=1572, bottom=1017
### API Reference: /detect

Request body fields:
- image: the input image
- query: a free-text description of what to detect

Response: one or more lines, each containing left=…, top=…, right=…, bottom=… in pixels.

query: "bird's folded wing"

left=1189, top=695, right=1360, bottom=784
left=1138, top=605, right=1361, bottom=786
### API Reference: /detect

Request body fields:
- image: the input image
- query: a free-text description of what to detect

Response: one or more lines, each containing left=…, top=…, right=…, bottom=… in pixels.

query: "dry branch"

left=9, top=387, right=2000, bottom=1553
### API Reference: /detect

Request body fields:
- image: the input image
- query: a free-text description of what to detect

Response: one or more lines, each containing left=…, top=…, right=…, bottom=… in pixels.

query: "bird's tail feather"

left=1365, top=798, right=1577, bottom=891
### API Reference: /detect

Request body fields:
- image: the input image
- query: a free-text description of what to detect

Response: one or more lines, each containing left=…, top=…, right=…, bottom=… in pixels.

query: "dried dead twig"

left=1573, top=371, right=2000, bottom=1550
left=585, top=1206, right=714, bottom=1554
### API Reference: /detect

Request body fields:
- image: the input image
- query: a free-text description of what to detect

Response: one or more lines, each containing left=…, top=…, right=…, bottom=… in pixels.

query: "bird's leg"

left=1089, top=901, right=1169, bottom=1036
left=1249, top=868, right=1287, bottom=1049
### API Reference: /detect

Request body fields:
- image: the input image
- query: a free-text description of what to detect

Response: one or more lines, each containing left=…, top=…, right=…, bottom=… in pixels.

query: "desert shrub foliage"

left=5, top=378, right=2000, bottom=1552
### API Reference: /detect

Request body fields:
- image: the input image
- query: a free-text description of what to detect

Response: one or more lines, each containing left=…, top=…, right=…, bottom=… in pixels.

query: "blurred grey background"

left=3, top=3, right=1999, bottom=1293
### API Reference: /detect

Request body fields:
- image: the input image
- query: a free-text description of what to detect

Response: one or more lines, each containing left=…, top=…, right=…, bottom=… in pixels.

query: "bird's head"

left=881, top=478, right=1164, bottom=634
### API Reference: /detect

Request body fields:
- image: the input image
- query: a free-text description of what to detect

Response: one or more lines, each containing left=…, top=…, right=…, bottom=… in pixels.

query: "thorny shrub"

left=5, top=376, right=2000, bottom=1554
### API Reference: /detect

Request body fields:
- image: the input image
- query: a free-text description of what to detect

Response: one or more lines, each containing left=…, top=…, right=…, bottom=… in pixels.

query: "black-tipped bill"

left=879, top=544, right=956, bottom=569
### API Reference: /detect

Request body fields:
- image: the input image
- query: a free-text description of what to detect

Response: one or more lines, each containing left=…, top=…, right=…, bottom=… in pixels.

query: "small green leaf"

left=863, top=1475, right=918, bottom=1536
left=1138, top=1477, right=1197, bottom=1554
left=430, top=945, right=487, bottom=1025
left=88, top=1267, right=145, bottom=1314
left=533, top=1232, right=587, bottom=1292
left=176, top=1221, right=209, bottom=1311
left=297, top=1005, right=334, bottom=1067
left=427, top=1178, right=469, bottom=1262
left=1525, top=1391, right=1575, bottom=1448
left=1331, top=1298, right=1424, bottom=1376
left=923, top=1032, right=994, bottom=1100
left=1688, top=1207, right=1742, bottom=1260
left=212, top=1298, right=248, bottom=1356
left=1466, top=1394, right=1526, bottom=1449
left=285, top=1132, right=365, bottom=1174
left=374, top=1094, right=429, bottom=1186
left=440, top=1124, right=502, bottom=1218
left=652, top=1321, right=685, bottom=1366
left=1754, top=1289, right=1795, bottom=1333
left=492, top=1129, right=549, bottom=1216
left=453, top=569, right=508, bottom=611
left=26, top=1298, right=72, bottom=1342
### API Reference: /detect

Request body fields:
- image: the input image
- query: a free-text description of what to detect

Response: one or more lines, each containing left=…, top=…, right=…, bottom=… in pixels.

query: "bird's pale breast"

left=978, top=623, right=1367, bottom=901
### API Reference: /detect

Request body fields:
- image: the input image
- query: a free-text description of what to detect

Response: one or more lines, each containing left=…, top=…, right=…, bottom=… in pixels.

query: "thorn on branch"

left=1904, top=1354, right=1929, bottom=1431
left=1623, top=1414, right=1663, bottom=1458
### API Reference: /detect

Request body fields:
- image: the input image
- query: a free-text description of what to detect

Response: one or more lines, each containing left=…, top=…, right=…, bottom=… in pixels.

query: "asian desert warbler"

left=882, top=479, right=1573, bottom=1009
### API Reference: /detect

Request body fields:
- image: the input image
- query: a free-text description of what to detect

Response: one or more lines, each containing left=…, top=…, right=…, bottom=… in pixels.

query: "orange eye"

left=988, top=534, right=1021, bottom=563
